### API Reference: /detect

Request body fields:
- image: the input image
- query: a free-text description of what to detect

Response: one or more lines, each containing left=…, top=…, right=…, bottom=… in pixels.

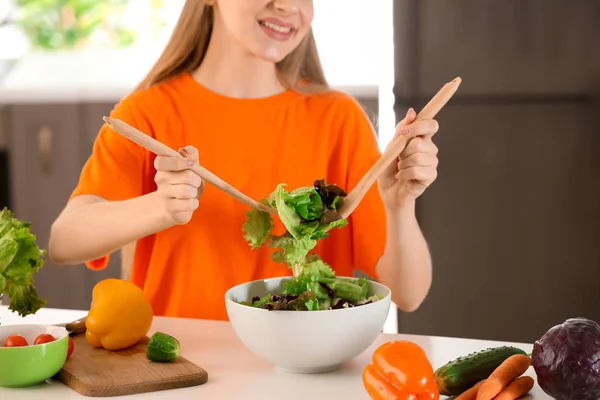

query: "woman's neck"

left=192, top=25, right=286, bottom=99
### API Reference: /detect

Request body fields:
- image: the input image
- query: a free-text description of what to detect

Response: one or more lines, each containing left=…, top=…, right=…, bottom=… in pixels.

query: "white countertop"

left=0, top=306, right=549, bottom=399
left=0, top=48, right=380, bottom=104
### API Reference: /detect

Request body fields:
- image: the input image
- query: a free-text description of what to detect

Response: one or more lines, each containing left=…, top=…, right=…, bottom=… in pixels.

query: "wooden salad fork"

left=102, top=117, right=277, bottom=215
left=337, top=77, right=463, bottom=219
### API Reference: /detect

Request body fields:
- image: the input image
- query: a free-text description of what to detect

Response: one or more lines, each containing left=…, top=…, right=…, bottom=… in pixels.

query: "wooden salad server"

left=338, top=77, right=462, bottom=219
left=102, top=117, right=277, bottom=215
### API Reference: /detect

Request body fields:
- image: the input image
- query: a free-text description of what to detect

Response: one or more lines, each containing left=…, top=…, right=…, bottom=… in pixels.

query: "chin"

left=259, top=52, right=289, bottom=64
left=254, top=46, right=297, bottom=64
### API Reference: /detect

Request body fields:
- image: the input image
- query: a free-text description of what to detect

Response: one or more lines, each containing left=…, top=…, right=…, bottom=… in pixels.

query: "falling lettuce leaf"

left=273, top=183, right=348, bottom=242
left=297, top=254, right=336, bottom=280
left=314, top=179, right=347, bottom=210
left=0, top=207, right=46, bottom=318
left=240, top=180, right=381, bottom=311
left=242, top=179, right=349, bottom=276
left=268, top=232, right=317, bottom=276
left=242, top=201, right=274, bottom=250
left=278, top=185, right=323, bottom=221
left=282, top=255, right=367, bottom=304
left=282, top=255, right=336, bottom=307
left=274, top=184, right=322, bottom=235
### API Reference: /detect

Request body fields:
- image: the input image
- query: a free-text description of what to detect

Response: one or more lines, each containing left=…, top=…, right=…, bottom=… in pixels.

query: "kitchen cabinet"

left=393, top=0, right=600, bottom=343
left=0, top=92, right=380, bottom=312
left=395, top=0, right=600, bottom=98
left=1, top=102, right=122, bottom=311
left=5, top=103, right=88, bottom=310
left=0, top=150, right=9, bottom=209
left=81, top=103, right=116, bottom=156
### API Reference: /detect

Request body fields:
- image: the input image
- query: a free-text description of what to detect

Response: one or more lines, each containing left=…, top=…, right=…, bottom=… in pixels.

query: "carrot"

left=475, top=354, right=531, bottom=400
left=455, top=379, right=485, bottom=400
left=494, top=376, right=535, bottom=399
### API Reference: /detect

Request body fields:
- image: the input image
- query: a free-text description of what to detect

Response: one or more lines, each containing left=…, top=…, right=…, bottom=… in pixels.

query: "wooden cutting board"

left=55, top=333, right=208, bottom=397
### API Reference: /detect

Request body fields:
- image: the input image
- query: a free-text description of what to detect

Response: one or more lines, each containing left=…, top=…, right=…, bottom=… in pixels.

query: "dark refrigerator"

left=392, top=0, right=600, bottom=343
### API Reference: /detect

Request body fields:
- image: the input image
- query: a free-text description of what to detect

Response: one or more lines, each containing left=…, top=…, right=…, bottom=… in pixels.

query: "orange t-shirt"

left=70, top=72, right=387, bottom=321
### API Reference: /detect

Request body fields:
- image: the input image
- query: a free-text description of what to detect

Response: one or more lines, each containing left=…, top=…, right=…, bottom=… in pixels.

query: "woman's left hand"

left=378, top=107, right=440, bottom=208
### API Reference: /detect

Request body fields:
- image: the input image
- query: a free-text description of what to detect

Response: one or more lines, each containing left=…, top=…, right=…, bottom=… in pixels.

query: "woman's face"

left=210, top=0, right=314, bottom=63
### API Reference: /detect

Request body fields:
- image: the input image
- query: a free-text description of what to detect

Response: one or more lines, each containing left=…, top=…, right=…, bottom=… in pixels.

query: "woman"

left=49, top=0, right=440, bottom=321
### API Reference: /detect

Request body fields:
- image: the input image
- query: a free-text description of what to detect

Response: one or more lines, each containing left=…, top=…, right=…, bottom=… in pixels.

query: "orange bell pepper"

left=85, top=278, right=153, bottom=351
left=363, top=340, right=440, bottom=400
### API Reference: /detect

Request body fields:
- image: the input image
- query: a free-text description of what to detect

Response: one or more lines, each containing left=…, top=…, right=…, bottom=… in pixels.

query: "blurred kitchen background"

left=1, top=0, right=599, bottom=345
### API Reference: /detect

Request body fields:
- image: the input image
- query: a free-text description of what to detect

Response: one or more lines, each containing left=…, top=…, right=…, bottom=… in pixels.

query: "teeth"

left=260, top=21, right=292, bottom=33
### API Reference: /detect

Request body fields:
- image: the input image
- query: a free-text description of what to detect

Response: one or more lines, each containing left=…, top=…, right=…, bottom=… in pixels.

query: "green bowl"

left=0, top=324, right=69, bottom=387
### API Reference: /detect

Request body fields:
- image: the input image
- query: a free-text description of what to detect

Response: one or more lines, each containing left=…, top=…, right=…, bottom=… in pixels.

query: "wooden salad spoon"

left=337, top=77, right=463, bottom=219
left=102, top=116, right=277, bottom=215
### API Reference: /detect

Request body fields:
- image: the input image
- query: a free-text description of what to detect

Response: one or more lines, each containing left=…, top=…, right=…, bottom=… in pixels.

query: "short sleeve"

left=69, top=93, right=150, bottom=270
left=340, top=97, right=387, bottom=280
left=70, top=95, right=149, bottom=203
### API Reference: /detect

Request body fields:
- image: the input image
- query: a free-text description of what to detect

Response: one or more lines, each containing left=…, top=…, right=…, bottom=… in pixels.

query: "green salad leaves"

left=240, top=253, right=382, bottom=311
left=0, top=207, right=46, bottom=318
left=241, top=179, right=382, bottom=311
left=242, top=179, right=348, bottom=277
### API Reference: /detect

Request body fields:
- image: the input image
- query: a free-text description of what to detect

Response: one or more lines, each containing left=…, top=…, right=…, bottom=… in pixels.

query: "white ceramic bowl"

left=225, top=276, right=391, bottom=374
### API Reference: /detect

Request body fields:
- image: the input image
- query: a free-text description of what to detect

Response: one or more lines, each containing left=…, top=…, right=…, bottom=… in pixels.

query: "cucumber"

left=434, top=346, right=528, bottom=396
left=146, top=332, right=181, bottom=363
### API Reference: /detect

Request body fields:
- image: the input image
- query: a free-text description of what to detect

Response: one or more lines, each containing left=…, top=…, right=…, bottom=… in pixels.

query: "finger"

left=178, top=145, right=199, bottom=162
left=196, top=151, right=206, bottom=198
left=398, top=153, right=438, bottom=170
left=395, top=166, right=438, bottom=184
left=393, top=108, right=417, bottom=136
left=398, top=119, right=439, bottom=140
left=197, top=179, right=205, bottom=199
left=384, top=108, right=417, bottom=154
left=179, top=146, right=205, bottom=198
left=382, top=108, right=417, bottom=177
left=154, top=154, right=195, bottom=172
left=163, top=184, right=199, bottom=200
left=166, top=198, right=200, bottom=214
left=398, top=107, right=417, bottom=130
left=155, top=170, right=203, bottom=188
left=399, top=137, right=438, bottom=159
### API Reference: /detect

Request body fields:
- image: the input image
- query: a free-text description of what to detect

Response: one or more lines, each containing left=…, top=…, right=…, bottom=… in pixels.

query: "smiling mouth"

left=258, top=20, right=295, bottom=34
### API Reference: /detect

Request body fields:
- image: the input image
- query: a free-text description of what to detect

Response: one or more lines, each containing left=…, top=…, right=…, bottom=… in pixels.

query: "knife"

left=56, top=316, right=87, bottom=336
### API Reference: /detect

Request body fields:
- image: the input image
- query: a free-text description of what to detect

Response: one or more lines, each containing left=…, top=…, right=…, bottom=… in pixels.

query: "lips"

left=257, top=17, right=296, bottom=40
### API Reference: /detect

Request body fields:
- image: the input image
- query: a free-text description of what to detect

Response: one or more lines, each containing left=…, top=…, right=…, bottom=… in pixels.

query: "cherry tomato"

left=67, top=337, right=74, bottom=358
left=4, top=334, right=28, bottom=347
left=34, top=333, right=56, bottom=345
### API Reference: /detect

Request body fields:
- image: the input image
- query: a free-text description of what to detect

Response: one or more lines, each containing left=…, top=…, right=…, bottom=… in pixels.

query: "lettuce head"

left=0, top=207, right=46, bottom=318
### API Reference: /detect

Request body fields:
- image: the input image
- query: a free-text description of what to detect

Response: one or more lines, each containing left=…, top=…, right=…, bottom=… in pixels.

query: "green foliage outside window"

left=13, top=0, right=164, bottom=51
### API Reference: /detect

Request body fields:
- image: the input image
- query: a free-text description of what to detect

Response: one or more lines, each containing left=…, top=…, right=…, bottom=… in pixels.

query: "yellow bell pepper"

left=85, top=278, right=154, bottom=351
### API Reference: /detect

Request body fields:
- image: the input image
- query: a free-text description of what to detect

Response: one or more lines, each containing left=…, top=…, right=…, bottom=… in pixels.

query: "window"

left=1, top=1, right=395, bottom=151
left=1, top=1, right=395, bottom=148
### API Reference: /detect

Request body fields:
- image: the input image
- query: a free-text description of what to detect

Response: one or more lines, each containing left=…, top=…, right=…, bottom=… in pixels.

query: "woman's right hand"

left=152, top=145, right=205, bottom=225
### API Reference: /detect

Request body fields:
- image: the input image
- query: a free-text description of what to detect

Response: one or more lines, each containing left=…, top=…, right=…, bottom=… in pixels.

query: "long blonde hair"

left=136, top=0, right=329, bottom=94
